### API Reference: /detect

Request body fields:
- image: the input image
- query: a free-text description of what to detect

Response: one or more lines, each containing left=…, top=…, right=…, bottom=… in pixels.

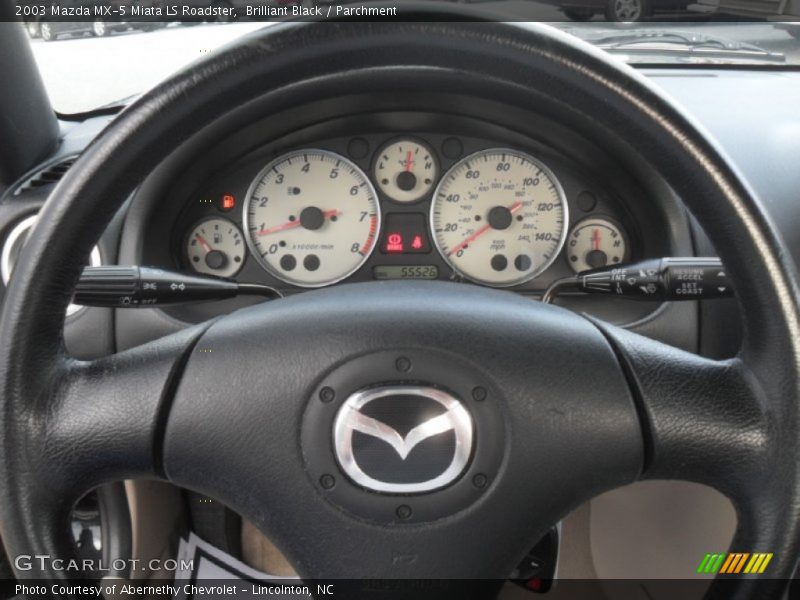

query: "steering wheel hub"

left=152, top=281, right=644, bottom=579
left=332, top=385, right=475, bottom=495
left=302, top=346, right=506, bottom=523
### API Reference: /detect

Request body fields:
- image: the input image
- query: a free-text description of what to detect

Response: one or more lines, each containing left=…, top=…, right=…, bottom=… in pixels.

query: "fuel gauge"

left=186, top=217, right=245, bottom=278
left=567, top=217, right=628, bottom=273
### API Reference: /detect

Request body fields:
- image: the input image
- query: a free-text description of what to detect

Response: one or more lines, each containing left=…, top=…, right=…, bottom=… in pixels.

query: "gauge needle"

left=404, top=151, right=414, bottom=172
left=448, top=201, right=523, bottom=257
left=592, top=228, right=601, bottom=251
left=258, top=209, right=340, bottom=236
left=195, top=233, right=213, bottom=253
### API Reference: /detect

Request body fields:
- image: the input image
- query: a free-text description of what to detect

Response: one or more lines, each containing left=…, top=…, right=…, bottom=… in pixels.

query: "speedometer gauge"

left=244, top=150, right=380, bottom=287
left=431, top=149, right=568, bottom=287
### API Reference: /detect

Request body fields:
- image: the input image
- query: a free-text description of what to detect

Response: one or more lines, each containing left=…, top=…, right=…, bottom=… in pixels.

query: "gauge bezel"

left=566, top=215, right=630, bottom=274
left=242, top=148, right=381, bottom=288
left=184, top=216, right=246, bottom=279
left=430, top=148, right=570, bottom=288
left=371, top=136, right=439, bottom=204
left=1, top=214, right=102, bottom=317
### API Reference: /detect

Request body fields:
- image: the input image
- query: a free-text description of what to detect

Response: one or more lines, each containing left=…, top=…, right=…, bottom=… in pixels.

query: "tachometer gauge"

left=431, top=149, right=568, bottom=287
left=374, top=138, right=437, bottom=203
left=567, top=217, right=628, bottom=273
left=244, top=150, right=380, bottom=287
left=186, top=218, right=245, bottom=278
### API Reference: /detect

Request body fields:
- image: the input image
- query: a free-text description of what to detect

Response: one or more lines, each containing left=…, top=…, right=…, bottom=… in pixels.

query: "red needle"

left=592, top=228, right=601, bottom=251
left=195, top=234, right=213, bottom=254
left=258, top=209, right=340, bottom=236
left=405, top=151, right=414, bottom=172
left=448, top=202, right=523, bottom=257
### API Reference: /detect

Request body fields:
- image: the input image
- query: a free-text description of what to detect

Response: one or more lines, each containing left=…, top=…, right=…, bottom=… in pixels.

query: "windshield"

left=17, top=10, right=800, bottom=114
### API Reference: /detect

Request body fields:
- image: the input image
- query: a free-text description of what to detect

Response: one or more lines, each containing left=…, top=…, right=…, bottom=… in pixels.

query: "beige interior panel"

left=502, top=480, right=735, bottom=600
left=122, top=478, right=735, bottom=600
left=125, top=480, right=185, bottom=580
left=590, top=480, right=736, bottom=600
left=241, top=518, right=297, bottom=577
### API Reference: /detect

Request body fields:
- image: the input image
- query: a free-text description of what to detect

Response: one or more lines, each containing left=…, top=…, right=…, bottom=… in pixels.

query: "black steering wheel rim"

left=1, top=21, right=799, bottom=598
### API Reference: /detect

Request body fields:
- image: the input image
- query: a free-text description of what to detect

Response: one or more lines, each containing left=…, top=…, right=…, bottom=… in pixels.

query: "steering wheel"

left=1, top=21, right=799, bottom=599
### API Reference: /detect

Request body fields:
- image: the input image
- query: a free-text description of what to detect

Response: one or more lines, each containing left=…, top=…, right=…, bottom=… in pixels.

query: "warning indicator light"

left=219, top=194, right=236, bottom=212
left=379, top=214, right=431, bottom=254
left=386, top=233, right=404, bottom=253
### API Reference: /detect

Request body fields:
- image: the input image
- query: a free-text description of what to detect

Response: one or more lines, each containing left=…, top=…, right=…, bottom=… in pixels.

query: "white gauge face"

left=567, top=217, right=628, bottom=273
left=244, top=150, right=380, bottom=287
left=187, top=218, right=245, bottom=278
left=374, top=139, right=437, bottom=203
left=431, top=149, right=568, bottom=287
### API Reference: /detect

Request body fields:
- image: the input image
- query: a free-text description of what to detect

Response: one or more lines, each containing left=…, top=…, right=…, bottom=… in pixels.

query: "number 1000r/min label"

left=373, top=265, right=439, bottom=280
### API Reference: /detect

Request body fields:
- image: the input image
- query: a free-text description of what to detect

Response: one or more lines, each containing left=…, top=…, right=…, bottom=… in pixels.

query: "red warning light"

left=220, top=194, right=236, bottom=212
left=386, top=233, right=404, bottom=253
left=380, top=214, right=431, bottom=254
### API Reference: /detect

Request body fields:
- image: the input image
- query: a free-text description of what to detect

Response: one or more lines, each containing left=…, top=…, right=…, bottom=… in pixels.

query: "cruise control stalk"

left=542, top=258, right=733, bottom=304
left=74, top=266, right=281, bottom=308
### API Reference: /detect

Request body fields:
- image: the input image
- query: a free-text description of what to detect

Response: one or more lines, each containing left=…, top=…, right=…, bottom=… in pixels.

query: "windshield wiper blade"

left=56, top=93, right=141, bottom=120
left=584, top=30, right=786, bottom=64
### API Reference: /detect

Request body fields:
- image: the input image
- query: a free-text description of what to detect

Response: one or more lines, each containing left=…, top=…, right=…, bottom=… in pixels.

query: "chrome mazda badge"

left=333, top=386, right=473, bottom=493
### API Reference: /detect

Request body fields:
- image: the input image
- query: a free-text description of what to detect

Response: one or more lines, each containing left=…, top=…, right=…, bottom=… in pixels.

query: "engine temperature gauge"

left=373, top=138, right=437, bottom=203
left=186, top=218, right=245, bottom=278
left=567, top=217, right=628, bottom=273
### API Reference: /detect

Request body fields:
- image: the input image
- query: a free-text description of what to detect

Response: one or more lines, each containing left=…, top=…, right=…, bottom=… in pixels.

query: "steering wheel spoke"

left=3, top=325, right=204, bottom=532
left=48, top=325, right=208, bottom=491
left=590, top=320, right=800, bottom=599
left=0, top=323, right=207, bottom=578
left=592, top=320, right=771, bottom=501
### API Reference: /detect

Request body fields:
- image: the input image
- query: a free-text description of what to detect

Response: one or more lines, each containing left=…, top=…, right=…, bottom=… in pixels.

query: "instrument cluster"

left=172, top=132, right=635, bottom=296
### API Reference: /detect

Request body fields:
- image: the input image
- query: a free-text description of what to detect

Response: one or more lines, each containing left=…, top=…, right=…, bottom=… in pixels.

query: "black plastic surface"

left=74, top=266, right=239, bottom=307
left=0, top=21, right=58, bottom=186
left=578, top=257, right=733, bottom=300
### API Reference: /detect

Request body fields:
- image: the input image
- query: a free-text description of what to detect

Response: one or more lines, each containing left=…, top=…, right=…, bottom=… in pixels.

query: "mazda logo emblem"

left=333, top=386, right=473, bottom=493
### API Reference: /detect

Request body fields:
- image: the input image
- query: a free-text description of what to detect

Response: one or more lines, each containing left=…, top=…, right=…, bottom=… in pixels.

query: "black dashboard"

left=5, top=68, right=800, bottom=360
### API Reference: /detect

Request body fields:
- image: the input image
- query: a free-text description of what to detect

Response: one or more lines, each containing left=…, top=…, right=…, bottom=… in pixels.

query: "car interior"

left=0, top=6, right=799, bottom=600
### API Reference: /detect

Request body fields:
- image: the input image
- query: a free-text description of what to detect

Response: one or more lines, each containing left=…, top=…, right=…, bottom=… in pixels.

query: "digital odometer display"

left=373, top=265, right=439, bottom=280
